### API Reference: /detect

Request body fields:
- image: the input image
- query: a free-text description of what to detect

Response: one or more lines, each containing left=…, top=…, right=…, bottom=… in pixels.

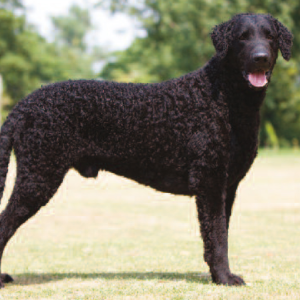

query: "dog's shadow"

left=9, top=272, right=211, bottom=286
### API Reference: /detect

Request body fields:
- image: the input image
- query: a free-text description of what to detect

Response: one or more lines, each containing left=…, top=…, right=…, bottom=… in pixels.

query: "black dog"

left=0, top=13, right=292, bottom=287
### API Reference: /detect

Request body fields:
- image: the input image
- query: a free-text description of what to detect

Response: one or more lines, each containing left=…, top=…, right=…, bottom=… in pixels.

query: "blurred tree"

left=0, top=3, right=101, bottom=114
left=0, top=9, right=55, bottom=107
left=52, top=5, right=92, bottom=51
left=0, top=0, right=23, bottom=10
left=100, top=0, right=214, bottom=82
left=98, top=0, right=300, bottom=147
left=50, top=4, right=105, bottom=80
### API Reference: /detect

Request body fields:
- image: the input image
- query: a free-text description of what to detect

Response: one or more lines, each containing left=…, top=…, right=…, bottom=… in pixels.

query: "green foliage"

left=51, top=5, right=92, bottom=51
left=264, top=121, right=279, bottom=148
left=101, top=0, right=215, bottom=82
left=0, top=9, right=49, bottom=107
left=0, top=3, right=98, bottom=112
left=260, top=58, right=300, bottom=147
left=99, top=0, right=300, bottom=147
left=0, top=0, right=23, bottom=10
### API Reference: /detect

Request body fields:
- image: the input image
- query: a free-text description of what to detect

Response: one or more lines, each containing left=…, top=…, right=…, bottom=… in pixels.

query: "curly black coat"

left=0, top=13, right=293, bottom=287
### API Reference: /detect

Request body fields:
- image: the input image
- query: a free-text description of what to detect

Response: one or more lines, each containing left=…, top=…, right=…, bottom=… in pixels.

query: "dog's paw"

left=212, top=272, right=245, bottom=286
left=0, top=273, right=14, bottom=284
left=225, top=273, right=245, bottom=286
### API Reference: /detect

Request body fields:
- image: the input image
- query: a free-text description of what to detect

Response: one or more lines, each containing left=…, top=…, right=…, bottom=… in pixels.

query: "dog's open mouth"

left=244, top=70, right=270, bottom=89
left=248, top=71, right=268, bottom=87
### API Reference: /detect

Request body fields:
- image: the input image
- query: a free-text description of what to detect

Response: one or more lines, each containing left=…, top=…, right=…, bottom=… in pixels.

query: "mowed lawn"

left=0, top=150, right=299, bottom=299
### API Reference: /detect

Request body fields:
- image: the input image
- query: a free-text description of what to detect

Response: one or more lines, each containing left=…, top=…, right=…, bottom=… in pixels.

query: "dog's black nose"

left=252, top=52, right=269, bottom=64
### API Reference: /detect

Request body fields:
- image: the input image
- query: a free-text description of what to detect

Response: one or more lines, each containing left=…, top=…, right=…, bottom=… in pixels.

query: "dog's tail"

left=0, top=116, right=15, bottom=203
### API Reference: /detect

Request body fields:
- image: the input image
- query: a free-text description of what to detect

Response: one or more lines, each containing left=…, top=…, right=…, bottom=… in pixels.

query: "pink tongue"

left=248, top=72, right=267, bottom=87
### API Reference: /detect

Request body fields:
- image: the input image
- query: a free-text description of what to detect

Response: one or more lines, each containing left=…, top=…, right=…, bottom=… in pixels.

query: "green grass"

left=0, top=150, right=299, bottom=299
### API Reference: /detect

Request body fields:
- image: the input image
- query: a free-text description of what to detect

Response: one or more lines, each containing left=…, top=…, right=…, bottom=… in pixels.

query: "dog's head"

left=211, top=13, right=293, bottom=90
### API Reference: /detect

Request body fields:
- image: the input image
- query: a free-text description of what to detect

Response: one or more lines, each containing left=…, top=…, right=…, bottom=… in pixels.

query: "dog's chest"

left=228, top=128, right=258, bottom=186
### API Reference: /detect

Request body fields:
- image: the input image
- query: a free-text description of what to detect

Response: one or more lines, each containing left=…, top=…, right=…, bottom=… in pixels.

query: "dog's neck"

left=205, top=55, right=268, bottom=111
left=204, top=55, right=263, bottom=150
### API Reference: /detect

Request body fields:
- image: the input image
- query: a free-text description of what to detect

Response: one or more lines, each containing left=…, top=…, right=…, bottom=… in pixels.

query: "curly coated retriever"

left=0, top=13, right=292, bottom=287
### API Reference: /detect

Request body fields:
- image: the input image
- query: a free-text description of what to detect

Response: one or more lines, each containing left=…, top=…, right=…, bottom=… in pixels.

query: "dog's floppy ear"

left=271, top=16, right=293, bottom=61
left=211, top=19, right=233, bottom=59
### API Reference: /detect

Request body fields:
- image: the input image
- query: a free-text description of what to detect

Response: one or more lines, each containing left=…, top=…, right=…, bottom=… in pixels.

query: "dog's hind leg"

left=0, top=163, right=66, bottom=288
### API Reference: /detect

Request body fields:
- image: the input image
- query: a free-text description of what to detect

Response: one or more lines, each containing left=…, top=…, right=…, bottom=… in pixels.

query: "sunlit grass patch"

left=0, top=150, right=299, bottom=299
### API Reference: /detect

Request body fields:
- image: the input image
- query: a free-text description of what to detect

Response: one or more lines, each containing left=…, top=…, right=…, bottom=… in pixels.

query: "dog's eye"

left=239, top=32, right=249, bottom=40
left=264, top=29, right=274, bottom=40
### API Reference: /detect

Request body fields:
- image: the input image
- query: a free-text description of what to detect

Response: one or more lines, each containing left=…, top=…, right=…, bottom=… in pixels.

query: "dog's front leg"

left=189, top=160, right=245, bottom=286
